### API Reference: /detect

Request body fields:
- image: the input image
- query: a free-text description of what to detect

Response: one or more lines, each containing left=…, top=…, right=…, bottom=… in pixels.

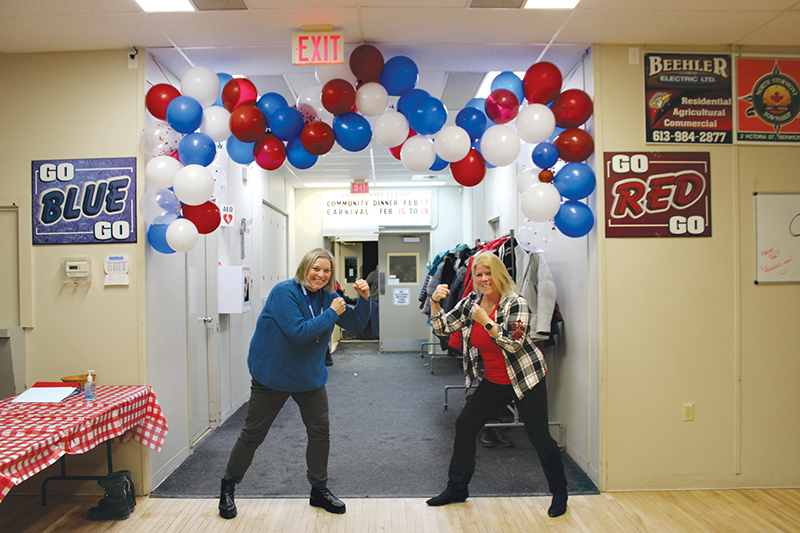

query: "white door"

left=261, top=203, right=288, bottom=304
left=187, top=236, right=211, bottom=444
left=377, top=233, right=431, bottom=351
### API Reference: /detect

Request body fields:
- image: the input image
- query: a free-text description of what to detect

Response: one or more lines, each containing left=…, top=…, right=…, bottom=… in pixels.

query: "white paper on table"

left=11, top=386, right=81, bottom=403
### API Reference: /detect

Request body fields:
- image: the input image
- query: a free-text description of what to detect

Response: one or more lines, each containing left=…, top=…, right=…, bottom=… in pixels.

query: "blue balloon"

left=165, top=95, right=203, bottom=133
left=257, top=92, right=289, bottom=124
left=270, top=106, right=304, bottom=141
left=286, top=137, right=318, bottom=170
left=554, top=200, right=594, bottom=238
left=553, top=162, right=596, bottom=201
left=532, top=142, right=559, bottom=169
left=213, top=73, right=233, bottom=107
left=148, top=224, right=175, bottom=254
left=379, top=56, right=419, bottom=96
left=465, top=97, right=498, bottom=130
left=455, top=108, right=486, bottom=141
left=429, top=154, right=449, bottom=171
left=408, top=96, right=447, bottom=135
left=332, top=113, right=372, bottom=152
left=491, top=71, right=524, bottom=105
left=178, top=132, right=216, bottom=167
left=225, top=135, right=256, bottom=165
left=397, top=88, right=429, bottom=118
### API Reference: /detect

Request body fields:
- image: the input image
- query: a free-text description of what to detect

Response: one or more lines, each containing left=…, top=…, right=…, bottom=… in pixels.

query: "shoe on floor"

left=548, top=493, right=568, bottom=517
left=477, top=428, right=494, bottom=448
left=490, top=427, right=513, bottom=448
left=310, top=487, right=346, bottom=514
left=426, top=486, right=469, bottom=506
left=219, top=478, right=237, bottom=519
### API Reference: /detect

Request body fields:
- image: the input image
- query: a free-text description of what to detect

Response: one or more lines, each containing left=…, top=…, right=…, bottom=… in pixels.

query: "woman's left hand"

left=472, top=303, right=490, bottom=326
left=353, top=279, right=370, bottom=299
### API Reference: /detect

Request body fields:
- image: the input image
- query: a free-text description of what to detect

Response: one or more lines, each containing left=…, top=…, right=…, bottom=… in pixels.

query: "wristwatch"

left=484, top=322, right=495, bottom=331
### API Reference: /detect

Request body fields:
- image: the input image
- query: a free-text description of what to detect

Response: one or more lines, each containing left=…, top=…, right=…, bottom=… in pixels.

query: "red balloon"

left=146, top=84, right=181, bottom=120
left=485, top=88, right=519, bottom=124
left=301, top=121, right=335, bottom=156
left=222, top=78, right=258, bottom=111
left=523, top=62, right=563, bottom=105
left=350, top=44, right=385, bottom=83
left=254, top=133, right=286, bottom=170
left=551, top=89, right=594, bottom=128
left=321, top=79, right=357, bottom=116
left=553, top=128, right=594, bottom=162
left=229, top=105, right=267, bottom=142
left=389, top=128, right=417, bottom=160
left=182, top=201, right=221, bottom=234
left=450, top=149, right=486, bottom=187
left=538, top=169, right=554, bottom=183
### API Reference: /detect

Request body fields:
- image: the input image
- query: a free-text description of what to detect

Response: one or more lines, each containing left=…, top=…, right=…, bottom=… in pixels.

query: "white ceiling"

left=3, top=0, right=799, bottom=187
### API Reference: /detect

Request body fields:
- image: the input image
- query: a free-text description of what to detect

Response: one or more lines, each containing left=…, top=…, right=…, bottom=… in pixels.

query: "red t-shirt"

left=469, top=306, right=511, bottom=385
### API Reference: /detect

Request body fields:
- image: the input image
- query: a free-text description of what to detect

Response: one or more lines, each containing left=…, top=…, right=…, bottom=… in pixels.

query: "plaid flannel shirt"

left=431, top=291, right=547, bottom=400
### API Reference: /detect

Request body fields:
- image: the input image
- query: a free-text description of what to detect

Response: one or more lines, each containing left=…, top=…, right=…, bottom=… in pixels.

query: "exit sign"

left=351, top=181, right=369, bottom=194
left=292, top=32, right=344, bottom=65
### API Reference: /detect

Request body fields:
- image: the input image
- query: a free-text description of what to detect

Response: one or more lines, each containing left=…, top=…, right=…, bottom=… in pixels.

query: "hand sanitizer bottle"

left=85, top=371, right=96, bottom=402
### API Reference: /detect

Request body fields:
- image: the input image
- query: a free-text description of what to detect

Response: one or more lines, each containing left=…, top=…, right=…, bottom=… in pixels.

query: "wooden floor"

left=1, top=489, right=799, bottom=532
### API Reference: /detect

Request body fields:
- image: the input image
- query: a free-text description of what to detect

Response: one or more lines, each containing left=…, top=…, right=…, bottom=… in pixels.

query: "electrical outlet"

left=629, top=47, right=640, bottom=65
left=128, top=55, right=138, bottom=69
left=683, top=403, right=695, bottom=421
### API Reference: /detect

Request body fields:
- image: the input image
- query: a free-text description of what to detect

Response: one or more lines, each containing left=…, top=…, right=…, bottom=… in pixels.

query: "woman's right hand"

left=431, top=284, right=450, bottom=304
left=330, top=297, right=346, bottom=315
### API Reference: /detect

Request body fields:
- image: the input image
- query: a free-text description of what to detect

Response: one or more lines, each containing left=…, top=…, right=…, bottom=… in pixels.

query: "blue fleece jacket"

left=247, top=279, right=371, bottom=392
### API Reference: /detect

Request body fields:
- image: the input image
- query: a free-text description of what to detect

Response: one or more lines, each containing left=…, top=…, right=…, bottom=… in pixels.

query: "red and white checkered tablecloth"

left=0, top=385, right=168, bottom=503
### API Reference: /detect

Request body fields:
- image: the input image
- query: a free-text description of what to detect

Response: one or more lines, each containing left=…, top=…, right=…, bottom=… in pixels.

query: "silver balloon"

left=140, top=188, right=182, bottom=225
left=517, top=218, right=557, bottom=254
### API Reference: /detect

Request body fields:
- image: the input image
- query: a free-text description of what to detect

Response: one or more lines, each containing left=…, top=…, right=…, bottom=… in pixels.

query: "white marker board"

left=754, top=192, right=800, bottom=284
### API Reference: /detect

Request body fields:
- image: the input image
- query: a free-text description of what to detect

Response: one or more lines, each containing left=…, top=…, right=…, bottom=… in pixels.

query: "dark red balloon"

left=553, top=128, right=594, bottom=162
left=538, top=169, right=554, bottom=183
left=523, top=62, right=563, bottom=105
left=253, top=133, right=286, bottom=170
left=146, top=84, right=181, bottom=120
left=551, top=89, right=594, bottom=128
left=229, top=105, right=267, bottom=142
left=450, top=149, right=486, bottom=187
left=350, top=44, right=385, bottom=83
left=301, top=121, right=335, bottom=156
left=182, top=201, right=221, bottom=234
left=222, top=78, right=258, bottom=111
left=321, top=79, right=357, bottom=116
left=485, top=88, right=519, bottom=124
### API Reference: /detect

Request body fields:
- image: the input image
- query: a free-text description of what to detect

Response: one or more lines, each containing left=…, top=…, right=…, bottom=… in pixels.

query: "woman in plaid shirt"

left=426, top=252, right=568, bottom=518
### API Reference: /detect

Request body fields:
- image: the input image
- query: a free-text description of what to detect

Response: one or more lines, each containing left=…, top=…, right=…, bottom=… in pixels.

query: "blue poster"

left=32, top=157, right=137, bottom=245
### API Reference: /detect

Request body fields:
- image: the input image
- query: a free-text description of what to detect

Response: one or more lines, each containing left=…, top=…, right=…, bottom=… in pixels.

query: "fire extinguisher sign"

left=604, top=152, right=712, bottom=238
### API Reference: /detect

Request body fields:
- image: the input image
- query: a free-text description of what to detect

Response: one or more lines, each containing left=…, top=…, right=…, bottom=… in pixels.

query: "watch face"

left=484, top=322, right=493, bottom=331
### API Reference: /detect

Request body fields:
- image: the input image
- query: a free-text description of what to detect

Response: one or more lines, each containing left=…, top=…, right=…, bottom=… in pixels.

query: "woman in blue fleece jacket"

left=218, top=248, right=371, bottom=519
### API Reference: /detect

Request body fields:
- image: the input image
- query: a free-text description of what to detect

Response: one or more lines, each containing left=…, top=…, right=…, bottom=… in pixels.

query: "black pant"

left=448, top=376, right=567, bottom=495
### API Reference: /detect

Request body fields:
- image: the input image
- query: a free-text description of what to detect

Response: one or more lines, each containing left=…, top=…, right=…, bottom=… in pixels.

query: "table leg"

left=41, top=440, right=114, bottom=505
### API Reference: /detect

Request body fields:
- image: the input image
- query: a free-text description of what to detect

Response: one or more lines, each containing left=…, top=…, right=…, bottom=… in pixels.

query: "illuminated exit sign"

left=292, top=32, right=344, bottom=65
left=351, top=181, right=369, bottom=194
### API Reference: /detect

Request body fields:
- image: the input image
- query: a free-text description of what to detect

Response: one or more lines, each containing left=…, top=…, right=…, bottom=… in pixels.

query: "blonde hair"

left=471, top=252, right=516, bottom=297
left=295, top=248, right=336, bottom=293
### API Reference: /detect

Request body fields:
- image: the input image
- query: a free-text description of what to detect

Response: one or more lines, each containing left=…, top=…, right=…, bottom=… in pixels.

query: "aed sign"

left=32, top=157, right=137, bottom=245
left=292, top=32, right=344, bottom=66
left=603, top=152, right=712, bottom=238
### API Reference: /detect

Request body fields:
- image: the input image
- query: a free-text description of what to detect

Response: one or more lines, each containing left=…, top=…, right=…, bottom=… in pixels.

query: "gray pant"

left=225, top=379, right=330, bottom=489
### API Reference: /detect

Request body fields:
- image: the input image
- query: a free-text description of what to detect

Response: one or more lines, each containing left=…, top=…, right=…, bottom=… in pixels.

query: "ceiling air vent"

left=468, top=0, right=526, bottom=8
left=191, top=0, right=247, bottom=11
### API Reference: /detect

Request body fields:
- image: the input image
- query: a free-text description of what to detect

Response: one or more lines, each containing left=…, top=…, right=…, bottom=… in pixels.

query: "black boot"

left=548, top=493, right=568, bottom=517
left=219, top=478, right=237, bottom=519
left=477, top=427, right=494, bottom=448
left=87, top=473, right=131, bottom=521
left=325, top=349, right=333, bottom=367
left=97, top=470, right=135, bottom=513
left=490, top=427, right=513, bottom=448
left=426, top=484, right=469, bottom=506
left=310, top=487, right=346, bottom=514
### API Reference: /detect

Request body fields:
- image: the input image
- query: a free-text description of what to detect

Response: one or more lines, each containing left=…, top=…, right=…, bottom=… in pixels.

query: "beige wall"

left=0, top=50, right=148, bottom=492
left=595, top=44, right=800, bottom=490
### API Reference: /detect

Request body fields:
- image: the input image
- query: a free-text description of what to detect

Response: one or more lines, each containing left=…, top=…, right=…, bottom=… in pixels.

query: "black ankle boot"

left=548, top=493, right=568, bottom=517
left=490, top=427, right=513, bottom=448
left=426, top=485, right=469, bottom=506
left=478, top=427, right=494, bottom=448
left=310, top=487, right=346, bottom=514
left=97, top=470, right=135, bottom=513
left=219, top=478, right=237, bottom=519
left=87, top=473, right=131, bottom=521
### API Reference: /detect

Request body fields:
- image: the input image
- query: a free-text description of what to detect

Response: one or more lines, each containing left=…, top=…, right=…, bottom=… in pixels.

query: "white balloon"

left=145, top=156, right=184, bottom=190
left=165, top=218, right=199, bottom=253
left=199, top=106, right=231, bottom=143
left=373, top=110, right=410, bottom=148
left=434, top=125, right=471, bottom=163
left=400, top=135, right=436, bottom=172
left=516, top=103, right=556, bottom=144
left=173, top=164, right=215, bottom=206
left=181, top=66, right=220, bottom=109
left=516, top=167, right=540, bottom=194
left=517, top=218, right=557, bottom=254
left=315, top=64, right=357, bottom=86
left=520, top=182, right=562, bottom=222
left=480, top=124, right=521, bottom=167
left=355, top=82, right=389, bottom=116
left=139, top=121, right=182, bottom=156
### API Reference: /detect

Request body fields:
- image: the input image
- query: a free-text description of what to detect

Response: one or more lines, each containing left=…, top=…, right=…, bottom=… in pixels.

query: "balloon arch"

left=139, top=44, right=596, bottom=254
